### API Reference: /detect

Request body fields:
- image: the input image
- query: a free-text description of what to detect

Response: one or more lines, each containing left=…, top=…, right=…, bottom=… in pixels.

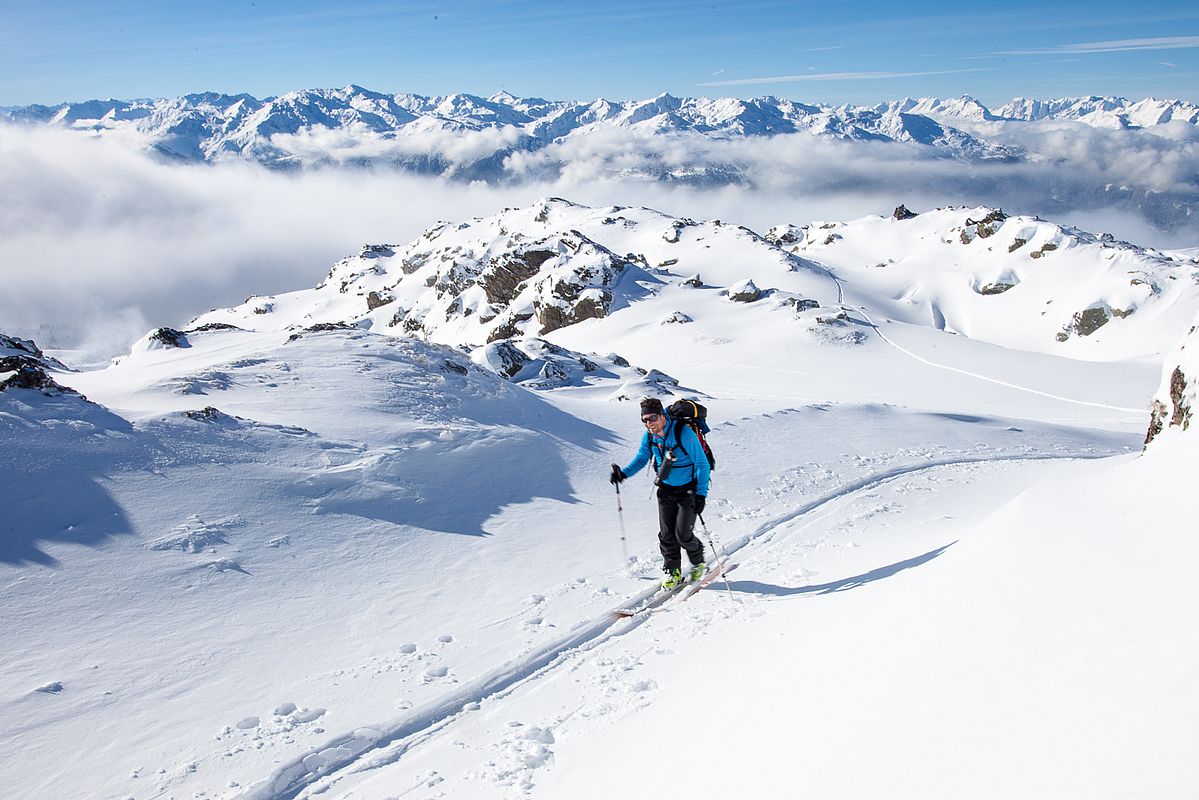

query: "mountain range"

left=5, top=86, right=1196, bottom=174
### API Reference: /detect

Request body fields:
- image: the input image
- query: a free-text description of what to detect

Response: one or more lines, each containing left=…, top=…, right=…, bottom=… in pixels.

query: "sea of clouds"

left=2, top=118, right=1196, bottom=365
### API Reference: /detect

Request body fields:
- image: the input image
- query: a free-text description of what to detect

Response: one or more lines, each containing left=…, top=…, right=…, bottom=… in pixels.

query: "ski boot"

left=689, top=562, right=707, bottom=582
left=661, top=568, right=683, bottom=590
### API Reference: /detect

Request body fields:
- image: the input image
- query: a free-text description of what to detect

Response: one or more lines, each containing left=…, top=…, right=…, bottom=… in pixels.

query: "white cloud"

left=267, top=121, right=527, bottom=166
left=698, top=68, right=989, bottom=86
left=998, top=35, right=1199, bottom=56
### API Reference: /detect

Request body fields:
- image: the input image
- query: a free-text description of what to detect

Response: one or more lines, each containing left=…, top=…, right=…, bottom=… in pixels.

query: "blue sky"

left=2, top=0, right=1197, bottom=105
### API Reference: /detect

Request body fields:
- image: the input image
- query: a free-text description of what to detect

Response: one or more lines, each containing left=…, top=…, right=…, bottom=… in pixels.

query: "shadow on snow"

left=726, top=542, right=955, bottom=597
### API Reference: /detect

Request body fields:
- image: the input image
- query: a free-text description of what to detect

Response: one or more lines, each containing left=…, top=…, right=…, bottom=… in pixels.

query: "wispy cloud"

left=797, top=45, right=843, bottom=53
left=998, top=35, right=1199, bottom=55
left=698, top=68, right=987, bottom=86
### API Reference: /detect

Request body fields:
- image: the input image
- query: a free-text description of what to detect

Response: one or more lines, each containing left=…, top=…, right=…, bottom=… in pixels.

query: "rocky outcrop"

left=1029, top=242, right=1059, bottom=259
left=150, top=327, right=189, bottom=348
left=893, top=204, right=918, bottom=220
left=727, top=280, right=762, bottom=303
left=1145, top=319, right=1197, bottom=446
left=661, top=311, right=693, bottom=325
left=366, top=291, right=395, bottom=311
left=480, top=248, right=556, bottom=305
left=0, top=334, right=77, bottom=395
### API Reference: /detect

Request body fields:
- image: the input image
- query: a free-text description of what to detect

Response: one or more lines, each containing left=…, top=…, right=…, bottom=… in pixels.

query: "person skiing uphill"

left=610, top=397, right=710, bottom=589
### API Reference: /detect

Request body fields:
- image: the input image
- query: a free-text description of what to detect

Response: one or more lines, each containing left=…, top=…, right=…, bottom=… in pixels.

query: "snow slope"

left=2, top=199, right=1194, bottom=800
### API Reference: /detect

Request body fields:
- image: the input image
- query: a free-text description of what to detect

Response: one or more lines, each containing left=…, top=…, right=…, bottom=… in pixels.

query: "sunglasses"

left=641, top=413, right=661, bottom=423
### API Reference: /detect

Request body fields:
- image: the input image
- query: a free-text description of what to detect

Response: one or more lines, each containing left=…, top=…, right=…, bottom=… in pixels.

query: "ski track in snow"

left=855, top=305, right=1146, bottom=414
left=237, top=448, right=1123, bottom=800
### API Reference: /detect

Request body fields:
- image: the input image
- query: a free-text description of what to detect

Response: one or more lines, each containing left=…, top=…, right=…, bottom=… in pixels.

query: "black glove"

left=610, top=464, right=626, bottom=485
left=695, top=495, right=707, bottom=515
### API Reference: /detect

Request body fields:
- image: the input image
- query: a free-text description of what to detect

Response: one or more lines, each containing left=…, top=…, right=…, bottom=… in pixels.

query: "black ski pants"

left=657, top=483, right=704, bottom=572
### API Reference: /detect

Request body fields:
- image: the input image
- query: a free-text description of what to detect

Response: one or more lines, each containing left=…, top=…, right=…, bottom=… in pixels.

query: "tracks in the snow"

left=239, top=449, right=1122, bottom=800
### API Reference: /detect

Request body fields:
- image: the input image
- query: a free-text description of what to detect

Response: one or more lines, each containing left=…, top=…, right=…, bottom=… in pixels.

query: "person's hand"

left=695, top=495, right=707, bottom=515
left=610, top=464, right=626, bottom=485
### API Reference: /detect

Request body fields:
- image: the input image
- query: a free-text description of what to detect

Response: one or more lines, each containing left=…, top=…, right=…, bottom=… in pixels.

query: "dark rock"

left=978, top=282, right=1016, bottom=295
left=360, top=244, right=395, bottom=259
left=681, top=274, right=704, bottom=288
left=288, top=322, right=354, bottom=341
left=1030, top=242, right=1059, bottom=259
left=480, top=249, right=556, bottom=305
left=367, top=291, right=395, bottom=311
left=401, top=253, right=430, bottom=275
left=966, top=209, right=1007, bottom=226
left=442, top=359, right=469, bottom=376
left=183, top=406, right=225, bottom=422
left=816, top=310, right=850, bottom=324
left=783, top=296, right=821, bottom=311
left=0, top=357, right=70, bottom=394
left=490, top=342, right=531, bottom=379
left=151, top=327, right=188, bottom=348
left=893, top=204, right=918, bottom=220
left=486, top=311, right=535, bottom=343
left=1073, top=307, right=1110, bottom=336
left=1145, top=366, right=1192, bottom=445
left=186, top=323, right=241, bottom=334
left=1008, top=238, right=1028, bottom=252
left=728, top=281, right=761, bottom=303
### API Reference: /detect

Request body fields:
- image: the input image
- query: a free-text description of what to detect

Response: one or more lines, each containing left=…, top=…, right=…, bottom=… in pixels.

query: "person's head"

left=639, top=397, right=667, bottom=435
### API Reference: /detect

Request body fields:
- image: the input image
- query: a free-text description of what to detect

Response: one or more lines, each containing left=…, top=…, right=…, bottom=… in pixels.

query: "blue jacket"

left=622, top=419, right=711, bottom=496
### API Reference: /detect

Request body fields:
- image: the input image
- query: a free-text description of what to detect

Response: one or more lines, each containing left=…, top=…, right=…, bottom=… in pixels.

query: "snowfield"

left=1, top=199, right=1195, bottom=800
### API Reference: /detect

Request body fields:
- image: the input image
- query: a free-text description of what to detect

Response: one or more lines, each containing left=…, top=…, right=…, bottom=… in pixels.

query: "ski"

left=612, top=580, right=688, bottom=618
left=612, top=558, right=734, bottom=618
left=682, top=559, right=736, bottom=600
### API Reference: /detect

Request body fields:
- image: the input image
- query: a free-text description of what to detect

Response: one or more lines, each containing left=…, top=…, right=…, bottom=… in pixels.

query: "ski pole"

left=614, top=482, right=629, bottom=564
left=698, top=512, right=738, bottom=604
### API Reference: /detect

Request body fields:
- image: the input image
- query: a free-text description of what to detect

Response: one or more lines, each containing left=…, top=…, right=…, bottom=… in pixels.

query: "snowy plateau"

left=2, top=196, right=1198, bottom=800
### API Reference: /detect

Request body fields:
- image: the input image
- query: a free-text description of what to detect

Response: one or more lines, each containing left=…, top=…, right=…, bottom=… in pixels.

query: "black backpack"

left=666, top=399, right=716, bottom=471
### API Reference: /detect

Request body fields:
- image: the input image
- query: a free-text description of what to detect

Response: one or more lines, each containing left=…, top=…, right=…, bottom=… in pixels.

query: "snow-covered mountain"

left=770, top=204, right=1199, bottom=360
left=179, top=198, right=1197, bottom=364
left=874, top=94, right=1199, bottom=128
left=0, top=86, right=1022, bottom=172
left=8, top=87, right=1196, bottom=176
left=3, top=197, right=1196, bottom=800
left=994, top=95, right=1199, bottom=128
